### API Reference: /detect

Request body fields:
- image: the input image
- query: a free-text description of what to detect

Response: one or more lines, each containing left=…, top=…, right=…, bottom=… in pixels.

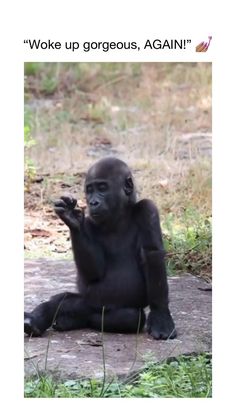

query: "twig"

left=127, top=309, right=142, bottom=374
left=44, top=294, right=67, bottom=371
left=166, top=242, right=201, bottom=257
left=95, top=75, right=128, bottom=92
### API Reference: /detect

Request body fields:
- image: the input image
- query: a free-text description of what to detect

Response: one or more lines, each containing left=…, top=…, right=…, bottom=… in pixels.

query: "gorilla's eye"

left=97, top=182, right=108, bottom=192
left=86, top=185, right=93, bottom=194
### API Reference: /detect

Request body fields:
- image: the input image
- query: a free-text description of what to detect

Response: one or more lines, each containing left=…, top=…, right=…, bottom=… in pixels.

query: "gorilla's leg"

left=88, top=307, right=146, bottom=333
left=24, top=292, right=90, bottom=337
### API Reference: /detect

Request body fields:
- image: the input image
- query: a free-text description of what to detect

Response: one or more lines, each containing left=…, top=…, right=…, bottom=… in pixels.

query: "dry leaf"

left=25, top=228, right=51, bottom=237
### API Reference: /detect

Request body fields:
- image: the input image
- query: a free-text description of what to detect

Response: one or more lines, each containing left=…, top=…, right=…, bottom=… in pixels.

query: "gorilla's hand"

left=147, top=308, right=177, bottom=340
left=54, top=195, right=84, bottom=230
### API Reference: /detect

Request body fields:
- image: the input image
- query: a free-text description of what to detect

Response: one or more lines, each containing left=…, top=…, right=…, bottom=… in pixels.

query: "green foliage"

left=24, top=124, right=36, bottom=187
left=24, top=63, right=142, bottom=96
left=24, top=62, right=42, bottom=76
left=123, top=354, right=212, bottom=398
left=24, top=125, right=36, bottom=149
left=24, top=354, right=211, bottom=398
left=163, top=208, right=212, bottom=279
left=41, top=76, right=58, bottom=95
left=86, top=100, right=111, bottom=123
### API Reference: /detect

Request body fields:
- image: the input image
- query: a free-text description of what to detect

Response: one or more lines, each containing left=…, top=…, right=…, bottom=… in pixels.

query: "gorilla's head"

left=85, top=157, right=136, bottom=225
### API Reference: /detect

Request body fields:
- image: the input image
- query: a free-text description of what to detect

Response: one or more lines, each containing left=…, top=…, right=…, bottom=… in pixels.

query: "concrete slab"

left=24, top=260, right=212, bottom=380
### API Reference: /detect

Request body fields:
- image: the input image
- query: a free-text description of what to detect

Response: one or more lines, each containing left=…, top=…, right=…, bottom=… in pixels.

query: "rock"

left=24, top=260, right=211, bottom=380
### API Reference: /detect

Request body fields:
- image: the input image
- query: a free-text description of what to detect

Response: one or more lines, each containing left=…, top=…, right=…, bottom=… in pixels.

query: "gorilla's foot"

left=24, top=312, right=43, bottom=337
left=147, top=309, right=177, bottom=340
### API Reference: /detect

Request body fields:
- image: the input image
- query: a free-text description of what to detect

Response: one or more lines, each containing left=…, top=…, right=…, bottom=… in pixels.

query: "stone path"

left=24, top=260, right=212, bottom=380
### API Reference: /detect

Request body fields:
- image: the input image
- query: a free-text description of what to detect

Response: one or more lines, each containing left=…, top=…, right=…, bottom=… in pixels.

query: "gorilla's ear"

left=124, top=176, right=134, bottom=196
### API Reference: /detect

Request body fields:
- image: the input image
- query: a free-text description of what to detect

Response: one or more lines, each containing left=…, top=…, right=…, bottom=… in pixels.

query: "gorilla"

left=24, top=157, right=176, bottom=340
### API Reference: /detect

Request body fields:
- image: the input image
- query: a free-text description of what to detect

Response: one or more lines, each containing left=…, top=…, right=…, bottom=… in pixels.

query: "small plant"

left=41, top=76, right=58, bottom=95
left=86, top=99, right=111, bottom=124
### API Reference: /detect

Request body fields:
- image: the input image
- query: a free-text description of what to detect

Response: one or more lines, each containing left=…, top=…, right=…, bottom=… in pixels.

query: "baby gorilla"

left=24, top=157, right=177, bottom=340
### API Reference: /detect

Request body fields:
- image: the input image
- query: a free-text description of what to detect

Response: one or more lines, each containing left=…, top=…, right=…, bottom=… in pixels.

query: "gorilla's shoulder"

left=134, top=199, right=160, bottom=217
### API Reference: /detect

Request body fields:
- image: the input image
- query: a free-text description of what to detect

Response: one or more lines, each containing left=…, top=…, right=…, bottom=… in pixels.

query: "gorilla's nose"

left=89, top=199, right=100, bottom=208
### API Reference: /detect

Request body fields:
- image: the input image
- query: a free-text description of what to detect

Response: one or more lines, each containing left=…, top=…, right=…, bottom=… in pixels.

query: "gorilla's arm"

left=134, top=199, right=176, bottom=339
left=134, top=198, right=168, bottom=307
left=70, top=224, right=105, bottom=282
left=54, top=196, right=105, bottom=282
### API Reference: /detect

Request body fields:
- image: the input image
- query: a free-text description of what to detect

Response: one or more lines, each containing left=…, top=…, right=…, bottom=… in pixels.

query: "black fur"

left=24, top=157, right=176, bottom=339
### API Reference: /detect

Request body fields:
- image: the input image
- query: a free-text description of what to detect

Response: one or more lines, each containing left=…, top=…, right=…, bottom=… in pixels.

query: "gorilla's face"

left=85, top=177, right=115, bottom=223
left=85, top=157, right=136, bottom=225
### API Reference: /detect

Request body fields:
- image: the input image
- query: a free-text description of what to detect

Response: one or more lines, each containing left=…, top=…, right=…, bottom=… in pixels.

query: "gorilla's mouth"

left=90, top=212, right=101, bottom=218
left=89, top=210, right=104, bottom=219
left=89, top=209, right=109, bottom=224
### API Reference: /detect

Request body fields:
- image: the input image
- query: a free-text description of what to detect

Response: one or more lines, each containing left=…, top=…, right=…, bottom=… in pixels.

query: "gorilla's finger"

left=54, top=206, right=66, bottom=215
left=74, top=208, right=84, bottom=216
left=60, top=195, right=77, bottom=209
left=54, top=199, right=68, bottom=208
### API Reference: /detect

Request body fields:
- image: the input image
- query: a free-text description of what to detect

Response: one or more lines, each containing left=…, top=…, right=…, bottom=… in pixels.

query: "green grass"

left=163, top=208, right=212, bottom=280
left=24, top=353, right=211, bottom=398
